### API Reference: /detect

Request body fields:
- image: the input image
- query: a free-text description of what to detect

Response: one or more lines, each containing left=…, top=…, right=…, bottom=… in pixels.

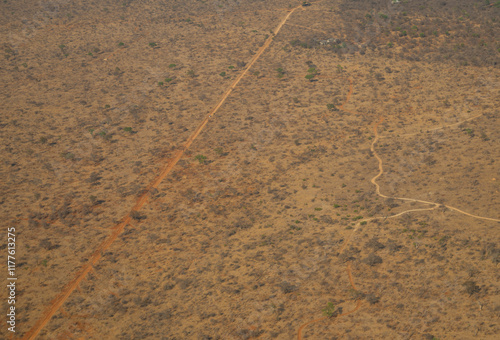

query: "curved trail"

left=297, top=80, right=498, bottom=339
left=22, top=4, right=306, bottom=340
left=372, top=118, right=500, bottom=223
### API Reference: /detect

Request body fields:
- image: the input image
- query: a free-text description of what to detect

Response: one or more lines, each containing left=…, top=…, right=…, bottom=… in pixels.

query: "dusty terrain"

left=1, top=0, right=499, bottom=339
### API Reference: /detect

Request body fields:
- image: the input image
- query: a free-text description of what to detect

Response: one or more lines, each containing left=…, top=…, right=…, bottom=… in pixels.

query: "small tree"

left=463, top=281, right=480, bottom=296
left=195, top=154, right=207, bottom=164
left=305, top=67, right=318, bottom=81
left=322, top=302, right=335, bottom=317
left=326, top=103, right=338, bottom=111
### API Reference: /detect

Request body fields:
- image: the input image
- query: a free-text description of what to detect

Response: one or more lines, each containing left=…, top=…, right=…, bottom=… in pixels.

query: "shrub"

left=463, top=128, right=474, bottom=137
left=463, top=280, right=480, bottom=296
left=195, top=154, right=207, bottom=164
left=322, top=302, right=336, bottom=317
left=61, top=152, right=75, bottom=160
left=363, top=253, right=382, bottom=266
left=305, top=67, right=318, bottom=81
left=365, top=294, right=380, bottom=304
left=326, top=103, right=338, bottom=111
left=130, top=211, right=146, bottom=221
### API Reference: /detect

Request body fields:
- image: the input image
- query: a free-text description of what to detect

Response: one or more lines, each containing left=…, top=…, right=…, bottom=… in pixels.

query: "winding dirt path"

left=22, top=4, right=306, bottom=340
left=372, top=117, right=500, bottom=223
left=297, top=81, right=498, bottom=339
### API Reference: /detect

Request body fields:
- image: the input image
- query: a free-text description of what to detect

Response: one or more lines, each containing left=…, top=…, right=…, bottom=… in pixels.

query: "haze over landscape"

left=1, top=0, right=499, bottom=339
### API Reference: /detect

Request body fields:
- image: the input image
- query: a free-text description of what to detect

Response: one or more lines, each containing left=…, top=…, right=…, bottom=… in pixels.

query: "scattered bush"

left=130, top=211, right=147, bottom=221
left=462, top=280, right=480, bottom=296
left=322, top=302, right=336, bottom=317
left=195, top=154, right=207, bottom=164
left=326, top=103, right=338, bottom=111
left=363, top=253, right=383, bottom=266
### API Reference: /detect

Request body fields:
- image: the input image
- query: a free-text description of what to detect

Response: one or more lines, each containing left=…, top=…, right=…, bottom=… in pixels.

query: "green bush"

left=326, top=103, right=338, bottom=111
left=276, top=67, right=285, bottom=78
left=322, top=302, right=336, bottom=317
left=195, top=155, right=207, bottom=164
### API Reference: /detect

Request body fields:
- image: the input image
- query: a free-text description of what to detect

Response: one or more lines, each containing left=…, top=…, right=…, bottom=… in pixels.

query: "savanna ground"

left=0, top=0, right=499, bottom=339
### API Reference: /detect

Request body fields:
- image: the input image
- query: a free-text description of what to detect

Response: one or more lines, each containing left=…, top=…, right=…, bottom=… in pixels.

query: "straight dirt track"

left=21, top=1, right=499, bottom=338
left=22, top=4, right=306, bottom=340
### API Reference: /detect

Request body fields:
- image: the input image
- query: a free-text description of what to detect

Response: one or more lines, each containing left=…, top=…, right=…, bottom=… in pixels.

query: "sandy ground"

left=1, top=0, right=499, bottom=339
